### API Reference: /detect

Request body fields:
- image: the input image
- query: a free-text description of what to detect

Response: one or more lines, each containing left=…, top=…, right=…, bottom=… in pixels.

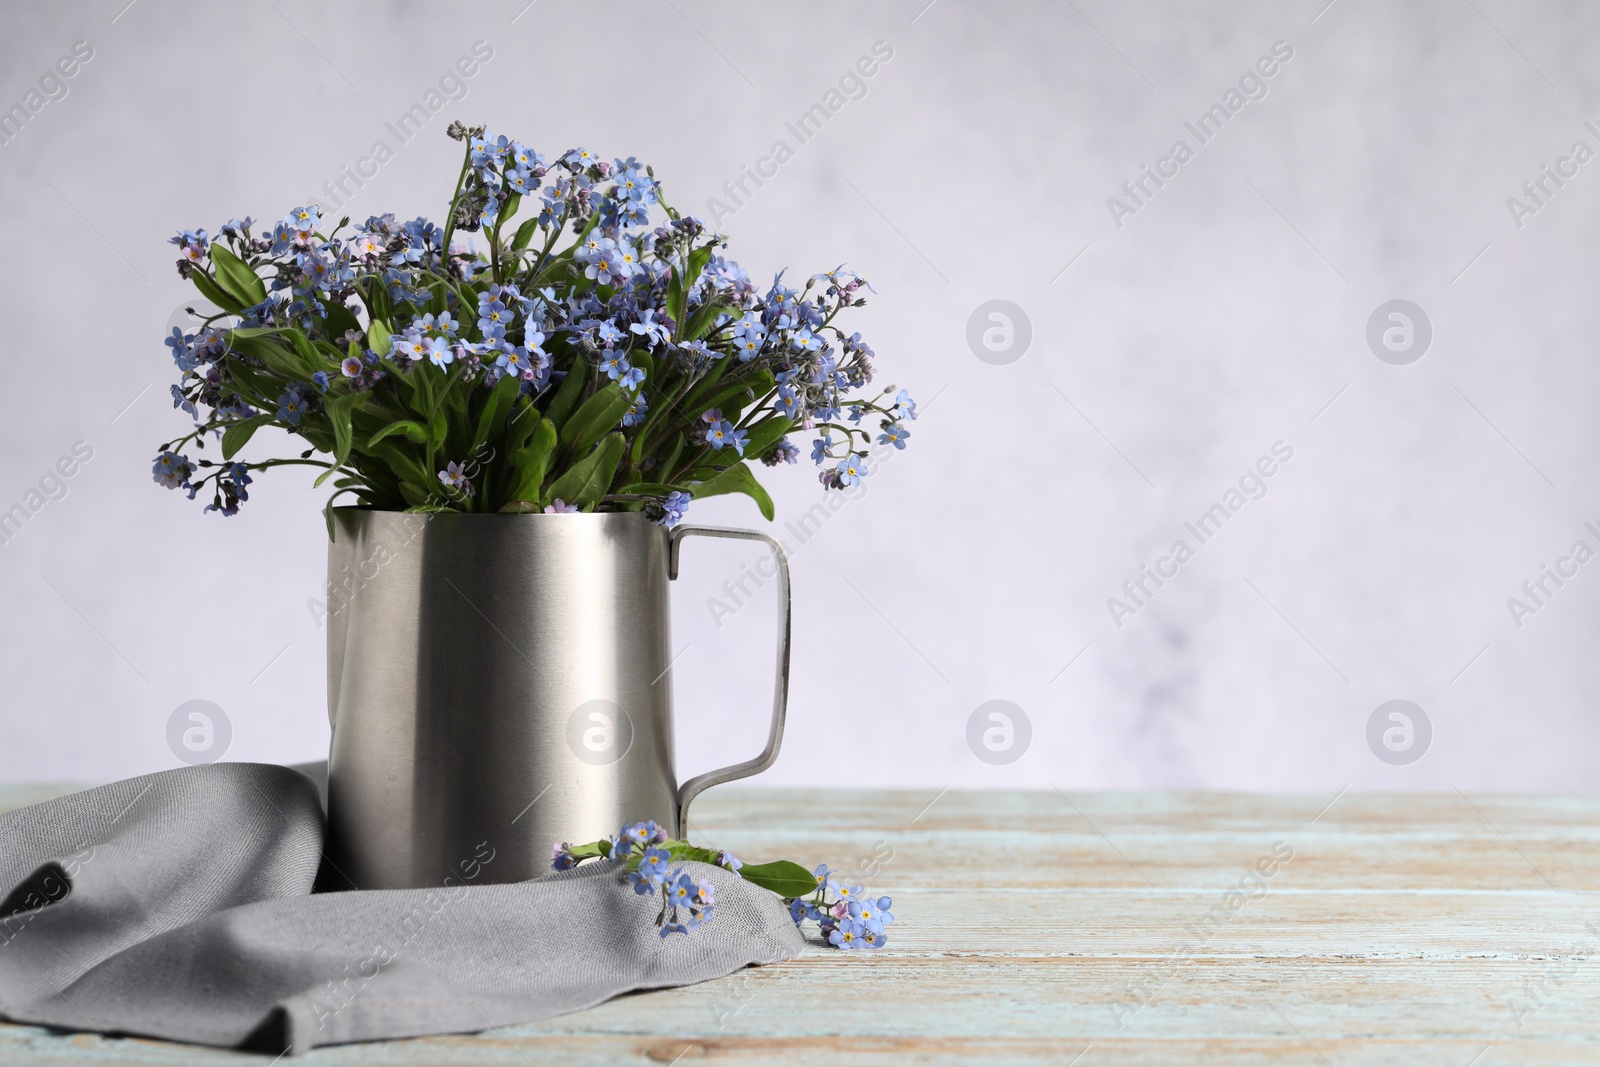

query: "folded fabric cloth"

left=0, top=762, right=803, bottom=1054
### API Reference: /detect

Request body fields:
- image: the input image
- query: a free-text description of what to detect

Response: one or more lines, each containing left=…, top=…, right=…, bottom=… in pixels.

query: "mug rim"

left=330, top=505, right=657, bottom=520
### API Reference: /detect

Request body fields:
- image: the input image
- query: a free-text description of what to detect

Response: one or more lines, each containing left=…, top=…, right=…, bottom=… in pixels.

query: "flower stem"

left=440, top=140, right=475, bottom=256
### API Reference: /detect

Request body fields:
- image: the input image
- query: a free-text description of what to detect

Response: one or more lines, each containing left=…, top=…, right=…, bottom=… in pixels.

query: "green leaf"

left=683, top=300, right=730, bottom=342
left=366, top=318, right=393, bottom=357
left=559, top=382, right=634, bottom=452
left=545, top=432, right=625, bottom=509
left=227, top=331, right=307, bottom=380
left=368, top=420, right=429, bottom=447
left=511, top=218, right=540, bottom=253
left=616, top=482, right=690, bottom=497
left=508, top=416, right=558, bottom=503
left=498, top=192, right=521, bottom=228
left=689, top=461, right=775, bottom=520
left=410, top=369, right=449, bottom=451
left=190, top=270, right=244, bottom=314
left=320, top=486, right=365, bottom=542
left=472, top=373, right=521, bottom=454
left=324, top=301, right=361, bottom=341
left=742, top=417, right=793, bottom=460
left=504, top=400, right=542, bottom=453
left=425, top=280, right=449, bottom=317
left=219, top=414, right=274, bottom=461
left=678, top=359, right=732, bottom=414
left=285, top=330, right=326, bottom=374
left=296, top=427, right=335, bottom=454
left=398, top=481, right=431, bottom=508
left=737, top=860, right=816, bottom=899
left=365, top=439, right=434, bottom=488
left=704, top=371, right=773, bottom=414
left=657, top=432, right=685, bottom=481
left=544, top=363, right=589, bottom=430
left=666, top=266, right=687, bottom=327
left=686, top=241, right=716, bottom=288
left=208, top=245, right=266, bottom=306
left=665, top=843, right=720, bottom=865
left=328, top=394, right=357, bottom=466
left=360, top=275, right=392, bottom=330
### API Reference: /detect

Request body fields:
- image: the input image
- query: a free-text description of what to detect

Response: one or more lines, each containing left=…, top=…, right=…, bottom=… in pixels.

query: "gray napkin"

left=0, top=762, right=803, bottom=1054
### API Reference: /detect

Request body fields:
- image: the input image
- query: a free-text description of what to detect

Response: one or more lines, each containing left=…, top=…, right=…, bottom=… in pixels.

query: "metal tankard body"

left=323, top=508, right=789, bottom=890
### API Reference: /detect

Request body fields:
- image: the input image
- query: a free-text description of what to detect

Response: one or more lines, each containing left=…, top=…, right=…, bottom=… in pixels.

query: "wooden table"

left=3, top=785, right=1598, bottom=1064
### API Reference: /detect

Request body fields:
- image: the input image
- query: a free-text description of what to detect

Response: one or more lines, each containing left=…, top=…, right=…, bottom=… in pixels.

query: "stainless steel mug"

left=323, top=508, right=789, bottom=890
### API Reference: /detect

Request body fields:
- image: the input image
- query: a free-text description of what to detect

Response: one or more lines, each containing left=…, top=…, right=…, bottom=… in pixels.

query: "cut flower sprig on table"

left=153, top=121, right=915, bottom=528
left=555, top=821, right=893, bottom=949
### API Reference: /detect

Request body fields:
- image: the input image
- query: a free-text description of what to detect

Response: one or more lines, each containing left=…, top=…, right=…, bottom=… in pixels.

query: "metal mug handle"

left=667, top=524, right=791, bottom=834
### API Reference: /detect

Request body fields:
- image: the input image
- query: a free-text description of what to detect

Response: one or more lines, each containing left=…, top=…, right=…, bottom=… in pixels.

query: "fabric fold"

left=0, top=763, right=802, bottom=1053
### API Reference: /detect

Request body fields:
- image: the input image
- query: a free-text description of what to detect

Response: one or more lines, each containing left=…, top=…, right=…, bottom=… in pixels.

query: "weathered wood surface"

left=3, top=785, right=1598, bottom=1064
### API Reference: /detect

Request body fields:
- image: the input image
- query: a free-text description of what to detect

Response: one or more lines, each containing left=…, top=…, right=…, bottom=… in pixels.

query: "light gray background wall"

left=1, top=0, right=1595, bottom=791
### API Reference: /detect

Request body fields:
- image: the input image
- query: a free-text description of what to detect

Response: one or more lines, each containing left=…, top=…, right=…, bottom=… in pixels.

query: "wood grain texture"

left=2, top=784, right=1598, bottom=1064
